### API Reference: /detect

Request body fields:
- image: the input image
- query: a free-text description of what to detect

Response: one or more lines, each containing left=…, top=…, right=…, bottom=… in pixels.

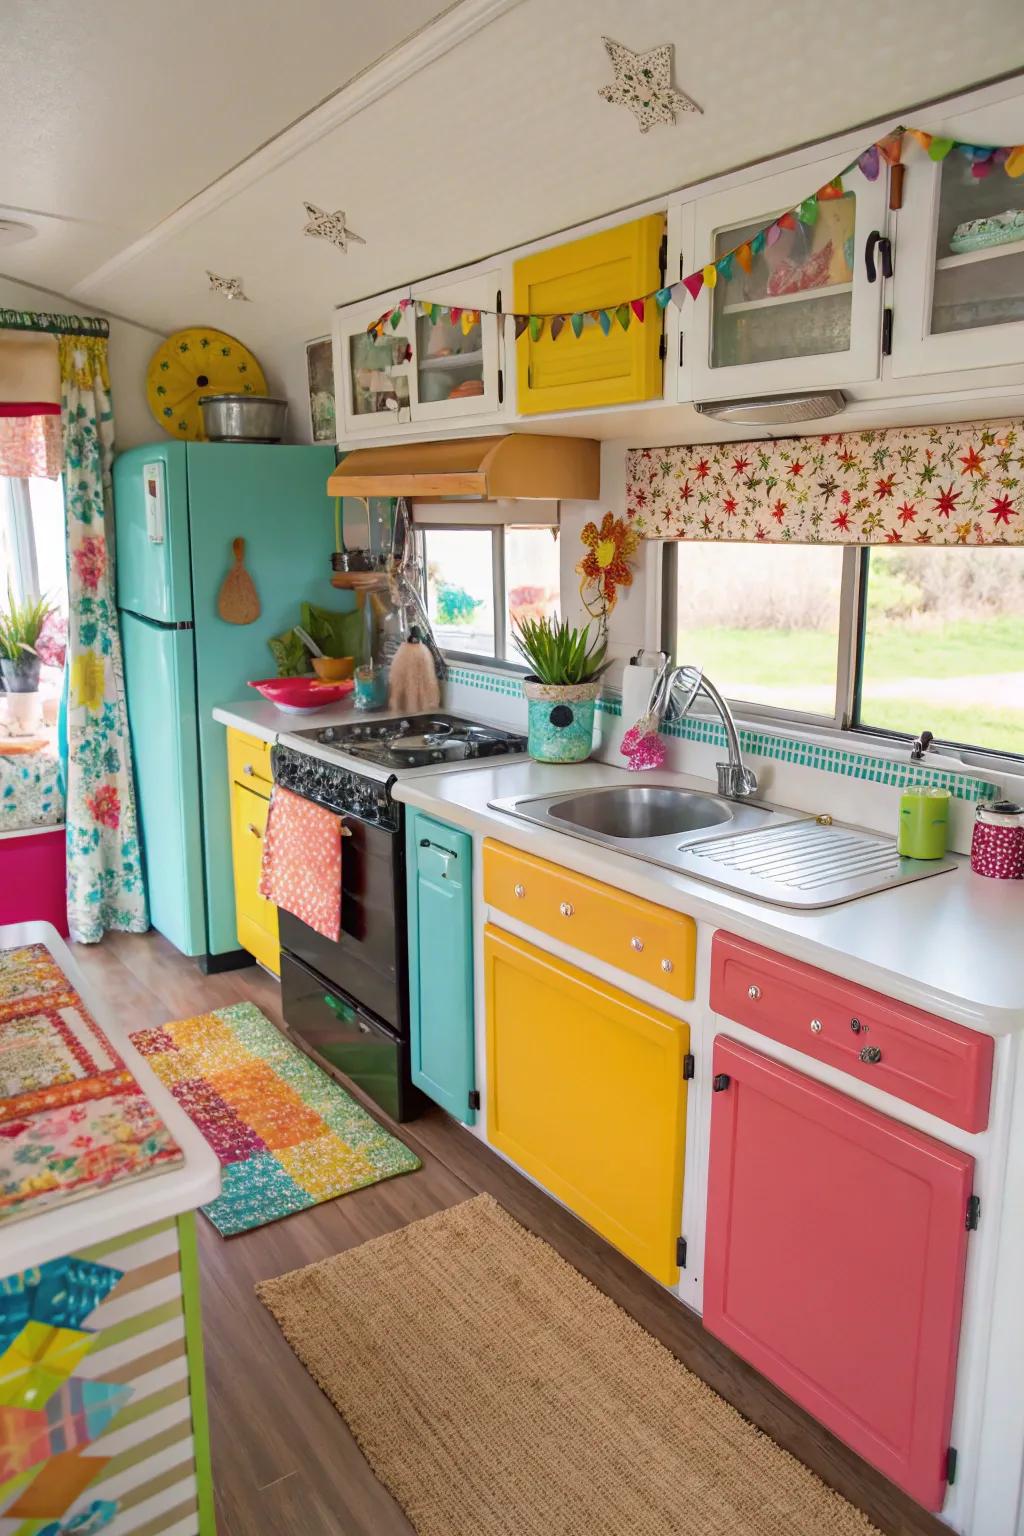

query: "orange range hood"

left=326, top=433, right=600, bottom=501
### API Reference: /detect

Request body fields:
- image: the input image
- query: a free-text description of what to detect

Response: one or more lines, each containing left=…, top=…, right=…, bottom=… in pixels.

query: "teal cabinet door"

left=407, top=811, right=476, bottom=1123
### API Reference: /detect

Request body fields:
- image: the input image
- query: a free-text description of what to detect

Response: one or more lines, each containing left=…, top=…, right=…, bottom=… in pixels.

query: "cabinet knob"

left=513, top=883, right=525, bottom=898
left=810, top=1018, right=823, bottom=1034
left=661, top=958, right=674, bottom=974
left=860, top=1045, right=883, bottom=1065
left=559, top=901, right=574, bottom=918
left=247, top=823, right=262, bottom=839
left=631, top=936, right=644, bottom=952
left=243, top=763, right=255, bottom=775
left=747, top=984, right=761, bottom=1001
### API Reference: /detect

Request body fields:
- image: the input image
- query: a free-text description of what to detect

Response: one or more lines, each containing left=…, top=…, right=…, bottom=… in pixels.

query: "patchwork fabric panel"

left=0, top=946, right=182, bottom=1222
left=131, top=1002, right=421, bottom=1235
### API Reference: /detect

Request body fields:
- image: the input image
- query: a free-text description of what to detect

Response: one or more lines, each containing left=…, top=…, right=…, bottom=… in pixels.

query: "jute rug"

left=257, top=1194, right=882, bottom=1536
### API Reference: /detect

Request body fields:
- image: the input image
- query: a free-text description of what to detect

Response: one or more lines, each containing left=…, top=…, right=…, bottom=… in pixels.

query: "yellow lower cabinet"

left=229, top=780, right=280, bottom=974
left=485, top=924, right=688, bottom=1285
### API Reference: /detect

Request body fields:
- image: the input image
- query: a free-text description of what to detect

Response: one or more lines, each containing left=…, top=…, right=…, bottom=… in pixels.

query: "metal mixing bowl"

left=199, top=394, right=288, bottom=442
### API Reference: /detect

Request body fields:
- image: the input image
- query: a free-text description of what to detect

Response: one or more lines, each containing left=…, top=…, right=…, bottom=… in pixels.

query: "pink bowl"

left=248, top=676, right=354, bottom=714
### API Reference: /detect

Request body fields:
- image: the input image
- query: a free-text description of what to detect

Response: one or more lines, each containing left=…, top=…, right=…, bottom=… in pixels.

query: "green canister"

left=898, top=786, right=950, bottom=859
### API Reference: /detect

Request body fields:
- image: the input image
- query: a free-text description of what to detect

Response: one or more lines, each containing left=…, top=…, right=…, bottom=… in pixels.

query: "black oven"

left=271, top=745, right=423, bottom=1122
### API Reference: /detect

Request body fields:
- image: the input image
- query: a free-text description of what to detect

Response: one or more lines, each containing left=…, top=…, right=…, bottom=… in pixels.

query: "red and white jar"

left=971, top=800, right=1024, bottom=880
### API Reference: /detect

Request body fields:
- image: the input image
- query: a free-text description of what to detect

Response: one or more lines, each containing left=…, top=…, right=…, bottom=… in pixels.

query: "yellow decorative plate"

left=146, top=328, right=267, bottom=440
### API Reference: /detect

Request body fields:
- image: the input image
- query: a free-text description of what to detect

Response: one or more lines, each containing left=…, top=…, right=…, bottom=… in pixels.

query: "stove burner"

left=293, top=713, right=527, bottom=770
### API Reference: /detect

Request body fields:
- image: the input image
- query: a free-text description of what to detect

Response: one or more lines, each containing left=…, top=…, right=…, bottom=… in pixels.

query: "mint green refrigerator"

left=114, top=441, right=338, bottom=969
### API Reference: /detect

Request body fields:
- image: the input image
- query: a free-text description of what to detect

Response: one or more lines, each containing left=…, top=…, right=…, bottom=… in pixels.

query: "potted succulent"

left=513, top=614, right=610, bottom=763
left=0, top=588, right=52, bottom=695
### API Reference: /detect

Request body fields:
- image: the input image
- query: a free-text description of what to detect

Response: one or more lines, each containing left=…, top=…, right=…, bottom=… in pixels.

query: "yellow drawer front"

left=513, top=214, right=665, bottom=414
left=227, top=726, right=273, bottom=794
left=485, top=925, right=688, bottom=1284
left=483, top=839, right=695, bottom=1000
left=230, top=781, right=280, bottom=973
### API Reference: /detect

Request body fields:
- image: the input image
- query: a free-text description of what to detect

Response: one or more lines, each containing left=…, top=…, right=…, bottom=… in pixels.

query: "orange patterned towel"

left=258, top=785, right=342, bottom=941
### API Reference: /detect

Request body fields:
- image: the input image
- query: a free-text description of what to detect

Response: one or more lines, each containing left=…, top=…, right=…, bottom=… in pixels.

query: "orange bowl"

left=312, top=655, right=355, bottom=681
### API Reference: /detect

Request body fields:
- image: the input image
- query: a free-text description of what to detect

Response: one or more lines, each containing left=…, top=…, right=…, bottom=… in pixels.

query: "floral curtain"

left=61, top=335, right=148, bottom=942
left=625, top=420, right=1024, bottom=544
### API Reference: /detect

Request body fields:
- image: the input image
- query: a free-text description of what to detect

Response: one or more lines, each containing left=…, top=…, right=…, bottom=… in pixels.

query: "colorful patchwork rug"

left=129, top=1003, right=421, bottom=1236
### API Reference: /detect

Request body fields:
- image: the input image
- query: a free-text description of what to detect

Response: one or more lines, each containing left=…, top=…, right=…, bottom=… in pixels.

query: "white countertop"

left=392, top=760, right=1024, bottom=1037
left=1, top=922, right=221, bottom=1276
left=213, top=695, right=366, bottom=744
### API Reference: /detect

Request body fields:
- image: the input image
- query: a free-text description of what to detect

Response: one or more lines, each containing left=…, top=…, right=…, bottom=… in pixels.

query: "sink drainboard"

left=677, top=819, right=958, bottom=908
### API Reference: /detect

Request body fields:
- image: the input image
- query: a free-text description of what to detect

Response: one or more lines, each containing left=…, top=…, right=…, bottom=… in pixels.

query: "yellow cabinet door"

left=229, top=781, right=280, bottom=974
left=485, top=924, right=688, bottom=1284
left=227, top=726, right=273, bottom=795
left=513, top=214, right=666, bottom=415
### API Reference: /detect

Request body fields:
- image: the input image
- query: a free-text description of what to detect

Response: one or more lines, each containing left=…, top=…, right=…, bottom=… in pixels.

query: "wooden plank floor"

left=74, top=931, right=949, bottom=1536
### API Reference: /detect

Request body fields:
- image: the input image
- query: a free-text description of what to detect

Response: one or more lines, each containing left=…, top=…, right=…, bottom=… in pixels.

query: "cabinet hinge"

left=882, top=307, right=893, bottom=356
left=946, top=1446, right=958, bottom=1485
left=966, top=1194, right=981, bottom=1231
left=712, top=1073, right=731, bottom=1092
left=497, top=367, right=504, bottom=405
left=658, top=334, right=667, bottom=361
left=468, top=1089, right=481, bottom=1112
left=682, top=1053, right=695, bottom=1080
left=659, top=233, right=668, bottom=283
left=495, top=289, right=502, bottom=313
left=676, top=1236, right=687, bottom=1268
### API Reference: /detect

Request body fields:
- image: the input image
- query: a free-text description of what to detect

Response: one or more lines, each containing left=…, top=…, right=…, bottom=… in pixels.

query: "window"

left=673, top=544, right=847, bottom=721
left=859, top=548, right=1024, bottom=757
left=669, top=543, right=1024, bottom=760
left=0, top=476, right=67, bottom=613
left=421, top=524, right=560, bottom=664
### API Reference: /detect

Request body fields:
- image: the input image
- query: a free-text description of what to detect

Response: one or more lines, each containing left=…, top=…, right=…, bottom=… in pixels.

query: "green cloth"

left=300, top=602, right=364, bottom=661
left=268, top=603, right=365, bottom=676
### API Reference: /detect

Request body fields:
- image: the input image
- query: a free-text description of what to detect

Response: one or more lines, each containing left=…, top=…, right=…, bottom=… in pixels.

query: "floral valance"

left=0, top=328, right=63, bottom=477
left=625, top=420, right=1024, bottom=545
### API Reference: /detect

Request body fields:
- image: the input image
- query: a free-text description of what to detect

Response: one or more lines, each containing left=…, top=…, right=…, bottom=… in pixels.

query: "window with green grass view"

left=859, top=548, right=1024, bottom=757
left=672, top=543, right=1024, bottom=758
left=674, top=544, right=846, bottom=719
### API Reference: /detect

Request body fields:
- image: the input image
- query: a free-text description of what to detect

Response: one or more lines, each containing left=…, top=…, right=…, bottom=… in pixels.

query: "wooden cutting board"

left=217, top=537, right=261, bottom=625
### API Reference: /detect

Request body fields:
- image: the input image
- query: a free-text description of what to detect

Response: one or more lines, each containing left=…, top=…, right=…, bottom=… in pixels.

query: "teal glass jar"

left=522, top=678, right=600, bottom=763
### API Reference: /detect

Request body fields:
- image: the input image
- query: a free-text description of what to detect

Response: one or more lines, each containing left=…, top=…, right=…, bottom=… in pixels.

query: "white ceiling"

left=0, top=0, right=457, bottom=288
left=4, top=0, right=1024, bottom=400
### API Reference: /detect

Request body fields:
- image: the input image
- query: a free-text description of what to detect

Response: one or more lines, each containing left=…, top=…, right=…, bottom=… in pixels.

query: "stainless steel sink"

left=487, top=780, right=960, bottom=908
left=490, top=780, right=787, bottom=862
left=546, top=785, right=733, bottom=840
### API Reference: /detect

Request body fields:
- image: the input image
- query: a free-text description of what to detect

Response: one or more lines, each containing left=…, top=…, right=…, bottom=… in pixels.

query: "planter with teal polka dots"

left=523, top=678, right=600, bottom=763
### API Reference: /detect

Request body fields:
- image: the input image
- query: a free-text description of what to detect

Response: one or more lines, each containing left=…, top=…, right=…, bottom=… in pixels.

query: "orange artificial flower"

left=576, top=512, right=640, bottom=614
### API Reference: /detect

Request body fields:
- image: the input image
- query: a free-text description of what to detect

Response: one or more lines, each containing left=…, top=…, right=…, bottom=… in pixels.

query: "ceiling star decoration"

left=302, top=202, right=366, bottom=253
left=598, top=37, right=701, bottom=133
left=206, top=271, right=249, bottom=301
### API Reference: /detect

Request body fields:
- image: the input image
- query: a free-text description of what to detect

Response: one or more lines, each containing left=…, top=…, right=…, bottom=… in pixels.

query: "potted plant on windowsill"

left=0, top=588, right=52, bottom=695
left=513, top=615, right=610, bottom=764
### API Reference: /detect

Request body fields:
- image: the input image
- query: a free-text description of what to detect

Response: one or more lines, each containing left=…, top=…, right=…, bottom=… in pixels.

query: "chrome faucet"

left=663, top=665, right=758, bottom=800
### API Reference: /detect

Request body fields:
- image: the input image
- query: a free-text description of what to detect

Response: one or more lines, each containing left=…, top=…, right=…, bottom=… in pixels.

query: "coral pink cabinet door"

left=704, top=1038, right=974, bottom=1511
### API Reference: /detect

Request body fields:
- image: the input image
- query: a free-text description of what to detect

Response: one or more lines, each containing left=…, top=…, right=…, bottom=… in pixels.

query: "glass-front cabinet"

left=334, top=267, right=503, bottom=441
left=891, top=91, right=1024, bottom=379
left=687, top=154, right=890, bottom=401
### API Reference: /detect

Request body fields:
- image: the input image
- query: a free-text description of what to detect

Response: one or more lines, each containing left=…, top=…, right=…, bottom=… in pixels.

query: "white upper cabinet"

left=687, top=152, right=890, bottom=401
left=333, top=266, right=505, bottom=442
left=890, top=90, right=1024, bottom=381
